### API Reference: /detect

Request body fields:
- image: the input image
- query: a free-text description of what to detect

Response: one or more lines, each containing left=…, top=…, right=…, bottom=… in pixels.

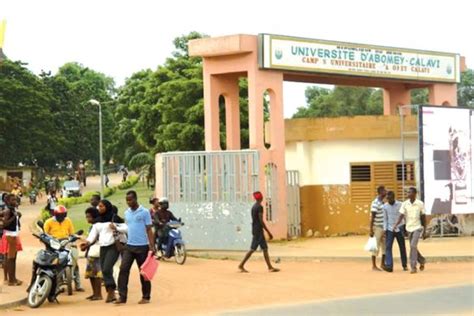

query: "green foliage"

left=117, top=175, right=139, bottom=190
left=458, top=69, right=474, bottom=108
left=293, top=86, right=383, bottom=118
left=0, top=60, right=57, bottom=166
left=112, top=32, right=252, bottom=159
left=0, top=60, right=116, bottom=168
left=294, top=69, right=474, bottom=119
left=411, top=88, right=429, bottom=105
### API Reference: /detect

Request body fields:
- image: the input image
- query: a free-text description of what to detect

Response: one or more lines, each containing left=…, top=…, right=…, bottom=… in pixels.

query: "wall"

left=284, top=115, right=419, bottom=236
left=300, top=185, right=371, bottom=236
left=0, top=168, right=33, bottom=191
left=286, top=138, right=419, bottom=186
left=172, top=201, right=253, bottom=250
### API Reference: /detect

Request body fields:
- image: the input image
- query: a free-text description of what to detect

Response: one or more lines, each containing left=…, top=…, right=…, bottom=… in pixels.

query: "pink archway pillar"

left=191, top=35, right=288, bottom=238
left=383, top=82, right=458, bottom=115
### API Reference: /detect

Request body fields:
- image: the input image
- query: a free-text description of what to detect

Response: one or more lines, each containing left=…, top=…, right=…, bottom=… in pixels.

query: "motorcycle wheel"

left=65, top=267, right=73, bottom=296
left=174, top=243, right=186, bottom=265
left=28, top=275, right=52, bottom=308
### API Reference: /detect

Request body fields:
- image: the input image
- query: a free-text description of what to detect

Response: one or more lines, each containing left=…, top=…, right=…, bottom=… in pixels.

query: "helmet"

left=158, top=197, right=169, bottom=209
left=53, top=205, right=68, bottom=222
left=53, top=205, right=67, bottom=215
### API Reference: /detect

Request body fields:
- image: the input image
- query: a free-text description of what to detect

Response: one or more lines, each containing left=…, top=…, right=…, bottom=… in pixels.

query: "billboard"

left=259, top=34, right=460, bottom=83
left=420, top=106, right=473, bottom=214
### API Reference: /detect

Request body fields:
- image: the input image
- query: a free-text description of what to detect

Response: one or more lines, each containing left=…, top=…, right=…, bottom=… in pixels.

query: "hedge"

left=40, top=175, right=140, bottom=221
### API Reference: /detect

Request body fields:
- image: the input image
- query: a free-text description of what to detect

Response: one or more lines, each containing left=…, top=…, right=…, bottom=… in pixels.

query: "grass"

left=67, top=182, right=154, bottom=233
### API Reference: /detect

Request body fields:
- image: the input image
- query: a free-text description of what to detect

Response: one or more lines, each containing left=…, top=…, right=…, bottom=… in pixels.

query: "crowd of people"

left=370, top=185, right=427, bottom=274
left=0, top=189, right=179, bottom=305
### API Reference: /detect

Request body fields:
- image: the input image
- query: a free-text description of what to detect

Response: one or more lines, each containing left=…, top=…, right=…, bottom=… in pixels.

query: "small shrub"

left=117, top=175, right=139, bottom=190
left=41, top=208, right=52, bottom=222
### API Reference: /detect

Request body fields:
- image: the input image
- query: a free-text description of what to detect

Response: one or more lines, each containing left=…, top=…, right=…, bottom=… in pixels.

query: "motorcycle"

left=29, top=190, right=37, bottom=205
left=27, top=221, right=83, bottom=308
left=155, top=219, right=186, bottom=265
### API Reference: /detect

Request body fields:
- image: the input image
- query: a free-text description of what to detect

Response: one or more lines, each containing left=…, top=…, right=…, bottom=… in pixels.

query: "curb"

left=0, top=297, right=27, bottom=310
left=188, top=252, right=474, bottom=263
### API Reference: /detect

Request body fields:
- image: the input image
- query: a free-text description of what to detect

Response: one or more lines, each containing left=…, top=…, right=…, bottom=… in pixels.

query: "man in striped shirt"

left=370, top=185, right=387, bottom=271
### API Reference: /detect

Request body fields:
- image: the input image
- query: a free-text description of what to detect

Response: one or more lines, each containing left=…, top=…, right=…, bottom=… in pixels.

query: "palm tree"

left=128, top=152, right=155, bottom=188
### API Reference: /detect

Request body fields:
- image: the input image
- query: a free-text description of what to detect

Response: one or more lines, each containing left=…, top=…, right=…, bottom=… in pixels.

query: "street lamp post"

left=89, top=99, right=104, bottom=199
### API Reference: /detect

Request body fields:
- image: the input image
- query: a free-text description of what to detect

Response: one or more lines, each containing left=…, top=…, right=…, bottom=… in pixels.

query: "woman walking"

left=81, top=200, right=126, bottom=303
left=83, top=207, right=103, bottom=300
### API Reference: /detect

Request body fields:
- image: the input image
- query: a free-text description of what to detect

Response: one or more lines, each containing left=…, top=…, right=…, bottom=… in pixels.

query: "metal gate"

left=160, top=150, right=260, bottom=250
left=286, top=170, right=301, bottom=237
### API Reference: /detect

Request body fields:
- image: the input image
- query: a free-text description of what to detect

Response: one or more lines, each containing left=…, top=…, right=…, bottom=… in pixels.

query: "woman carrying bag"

left=80, top=200, right=127, bottom=303
left=83, top=207, right=103, bottom=300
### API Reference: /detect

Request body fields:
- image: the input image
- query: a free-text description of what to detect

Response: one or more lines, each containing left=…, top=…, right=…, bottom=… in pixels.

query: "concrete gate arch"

left=186, top=34, right=465, bottom=239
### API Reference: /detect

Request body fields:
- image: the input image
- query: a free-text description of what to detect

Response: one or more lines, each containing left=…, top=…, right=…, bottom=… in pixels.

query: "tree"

left=458, top=69, right=474, bottom=108
left=293, top=86, right=383, bottom=118
left=41, top=62, right=116, bottom=166
left=114, top=32, right=235, bottom=162
left=0, top=60, right=57, bottom=166
left=293, top=68, right=474, bottom=119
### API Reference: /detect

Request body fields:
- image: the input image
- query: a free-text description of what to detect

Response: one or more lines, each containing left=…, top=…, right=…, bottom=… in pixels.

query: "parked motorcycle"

left=155, top=219, right=186, bottom=265
left=27, top=221, right=83, bottom=308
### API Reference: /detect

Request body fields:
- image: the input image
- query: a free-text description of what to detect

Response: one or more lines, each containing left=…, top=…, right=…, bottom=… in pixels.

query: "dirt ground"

left=1, top=175, right=472, bottom=315
left=2, top=258, right=473, bottom=315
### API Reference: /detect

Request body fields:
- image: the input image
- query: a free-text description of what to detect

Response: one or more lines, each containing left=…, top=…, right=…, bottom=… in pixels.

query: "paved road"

left=223, top=284, right=474, bottom=316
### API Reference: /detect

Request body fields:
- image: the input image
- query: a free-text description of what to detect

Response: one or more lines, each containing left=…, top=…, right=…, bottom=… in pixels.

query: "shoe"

left=86, top=294, right=94, bottom=300
left=76, top=287, right=85, bottom=292
left=138, top=299, right=150, bottom=304
left=8, top=280, right=23, bottom=286
left=90, top=296, right=103, bottom=301
left=114, top=298, right=126, bottom=305
left=410, top=269, right=417, bottom=274
left=382, top=266, right=393, bottom=273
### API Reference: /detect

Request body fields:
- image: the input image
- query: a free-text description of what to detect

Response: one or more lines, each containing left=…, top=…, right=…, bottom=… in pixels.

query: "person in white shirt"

left=393, top=187, right=427, bottom=274
left=80, top=200, right=127, bottom=303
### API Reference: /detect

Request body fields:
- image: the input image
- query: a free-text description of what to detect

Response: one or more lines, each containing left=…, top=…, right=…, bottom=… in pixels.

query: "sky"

left=1, top=0, right=472, bottom=118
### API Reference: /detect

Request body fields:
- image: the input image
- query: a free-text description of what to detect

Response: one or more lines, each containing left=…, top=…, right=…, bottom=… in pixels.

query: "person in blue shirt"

left=115, top=190, right=155, bottom=305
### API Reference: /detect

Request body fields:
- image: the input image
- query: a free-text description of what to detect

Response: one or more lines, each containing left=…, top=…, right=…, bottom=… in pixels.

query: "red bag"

left=140, top=251, right=159, bottom=281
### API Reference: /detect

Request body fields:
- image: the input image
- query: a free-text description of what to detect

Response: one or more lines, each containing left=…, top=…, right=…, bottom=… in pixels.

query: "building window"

left=350, top=165, right=371, bottom=182
left=350, top=161, right=416, bottom=204
left=397, top=162, right=415, bottom=181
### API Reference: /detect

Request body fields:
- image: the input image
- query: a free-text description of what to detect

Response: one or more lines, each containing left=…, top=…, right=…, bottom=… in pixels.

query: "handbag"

left=112, top=215, right=127, bottom=252
left=140, top=251, right=159, bottom=281
left=88, top=243, right=101, bottom=258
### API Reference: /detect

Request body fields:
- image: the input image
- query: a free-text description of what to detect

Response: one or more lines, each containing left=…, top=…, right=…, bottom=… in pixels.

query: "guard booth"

left=156, top=34, right=464, bottom=249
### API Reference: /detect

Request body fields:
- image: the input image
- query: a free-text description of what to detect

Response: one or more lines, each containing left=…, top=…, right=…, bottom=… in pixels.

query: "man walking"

left=238, top=191, right=280, bottom=273
left=393, top=187, right=426, bottom=274
left=116, top=190, right=155, bottom=305
left=383, top=191, right=408, bottom=272
left=370, top=186, right=387, bottom=271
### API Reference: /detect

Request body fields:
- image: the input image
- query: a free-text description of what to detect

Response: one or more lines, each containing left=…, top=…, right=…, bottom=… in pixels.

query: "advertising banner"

left=259, top=34, right=460, bottom=83
left=420, top=106, right=473, bottom=214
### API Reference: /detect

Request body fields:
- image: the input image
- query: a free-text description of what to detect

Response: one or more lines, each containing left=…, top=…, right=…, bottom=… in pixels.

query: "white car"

left=61, top=180, right=82, bottom=198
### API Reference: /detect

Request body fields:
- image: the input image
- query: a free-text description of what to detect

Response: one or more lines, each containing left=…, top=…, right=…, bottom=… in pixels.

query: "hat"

left=253, top=191, right=263, bottom=200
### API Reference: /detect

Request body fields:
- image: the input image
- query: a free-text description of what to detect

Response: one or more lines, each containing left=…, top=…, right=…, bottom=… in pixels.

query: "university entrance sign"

left=259, top=34, right=460, bottom=83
